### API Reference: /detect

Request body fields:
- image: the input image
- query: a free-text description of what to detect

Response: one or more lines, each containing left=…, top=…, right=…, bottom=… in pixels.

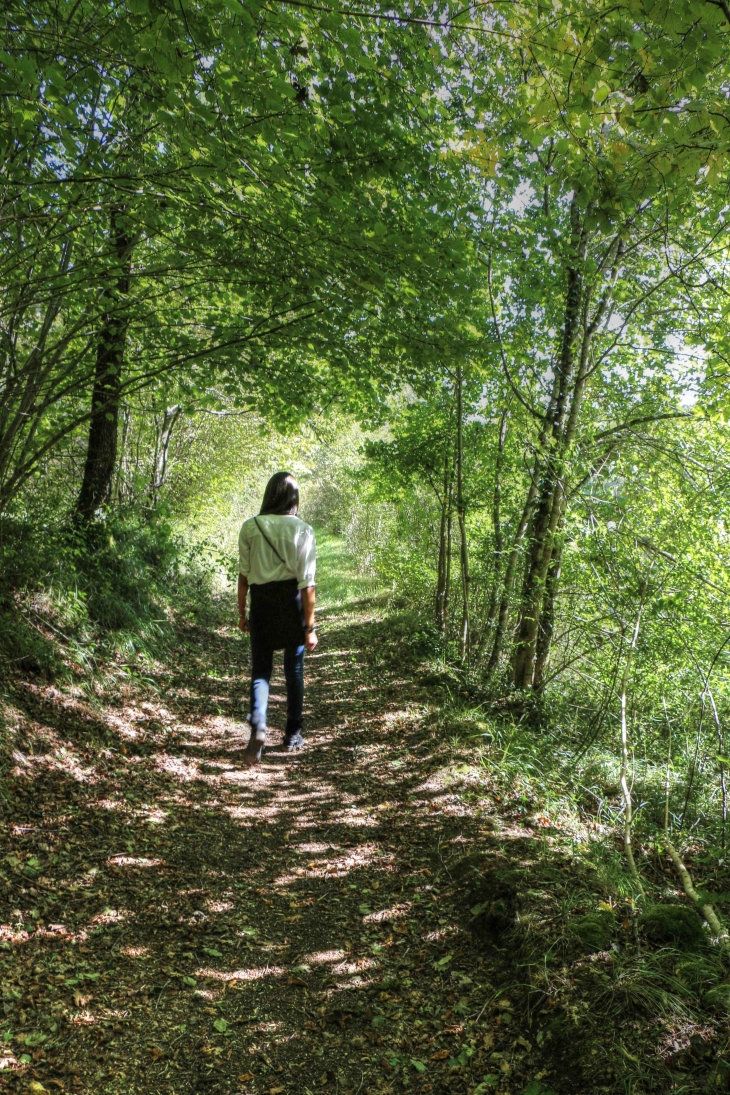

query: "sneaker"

left=243, top=742, right=263, bottom=766
left=283, top=732, right=303, bottom=752
left=244, top=724, right=265, bottom=766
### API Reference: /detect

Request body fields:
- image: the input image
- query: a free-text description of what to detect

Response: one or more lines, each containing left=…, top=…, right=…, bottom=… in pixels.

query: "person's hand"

left=305, top=628, right=318, bottom=652
left=238, top=614, right=249, bottom=633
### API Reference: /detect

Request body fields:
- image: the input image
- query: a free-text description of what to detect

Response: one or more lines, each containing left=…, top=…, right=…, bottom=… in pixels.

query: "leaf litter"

left=1, top=597, right=720, bottom=1094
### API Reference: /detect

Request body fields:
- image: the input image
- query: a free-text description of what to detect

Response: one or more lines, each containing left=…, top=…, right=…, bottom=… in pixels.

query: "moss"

left=569, top=909, right=616, bottom=953
left=676, top=957, right=722, bottom=992
left=640, top=905, right=706, bottom=949
left=705, top=984, right=730, bottom=1014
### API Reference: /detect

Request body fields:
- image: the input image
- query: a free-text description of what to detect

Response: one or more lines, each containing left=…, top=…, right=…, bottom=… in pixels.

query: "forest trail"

left=2, top=546, right=556, bottom=1095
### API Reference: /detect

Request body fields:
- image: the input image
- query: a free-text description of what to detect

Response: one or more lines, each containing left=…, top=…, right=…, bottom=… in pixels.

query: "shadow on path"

left=1, top=594, right=543, bottom=1095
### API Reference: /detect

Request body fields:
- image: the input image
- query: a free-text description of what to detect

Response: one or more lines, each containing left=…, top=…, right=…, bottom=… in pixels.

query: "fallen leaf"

left=239, top=1072, right=255, bottom=1082
left=269, top=1087, right=285, bottom=1094
left=431, top=1049, right=450, bottom=1060
left=149, top=1047, right=165, bottom=1061
left=287, top=976, right=307, bottom=986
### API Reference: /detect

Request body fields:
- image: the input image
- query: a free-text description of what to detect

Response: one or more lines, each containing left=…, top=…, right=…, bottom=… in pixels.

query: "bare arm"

left=238, top=573, right=249, bottom=632
left=301, top=585, right=317, bottom=651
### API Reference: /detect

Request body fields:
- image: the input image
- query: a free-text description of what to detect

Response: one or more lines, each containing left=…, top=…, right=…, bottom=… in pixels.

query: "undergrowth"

left=0, top=510, right=218, bottom=692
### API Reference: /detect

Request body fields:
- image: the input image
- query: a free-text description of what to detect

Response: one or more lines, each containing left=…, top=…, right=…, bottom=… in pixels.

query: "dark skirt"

left=249, top=578, right=305, bottom=650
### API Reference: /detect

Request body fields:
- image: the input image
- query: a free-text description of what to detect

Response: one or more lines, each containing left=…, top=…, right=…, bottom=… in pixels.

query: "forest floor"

left=1, top=540, right=729, bottom=1095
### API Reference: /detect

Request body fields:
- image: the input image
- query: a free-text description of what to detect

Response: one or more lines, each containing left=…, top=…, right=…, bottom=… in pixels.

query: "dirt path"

left=1, top=588, right=543, bottom=1095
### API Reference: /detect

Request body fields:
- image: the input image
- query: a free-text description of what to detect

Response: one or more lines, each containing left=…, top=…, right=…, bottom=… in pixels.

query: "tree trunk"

left=511, top=223, right=623, bottom=690
left=76, top=207, right=133, bottom=520
left=511, top=199, right=586, bottom=689
left=486, top=466, right=539, bottom=679
left=435, top=446, right=453, bottom=634
left=150, top=404, right=182, bottom=506
left=445, top=494, right=452, bottom=639
left=532, top=493, right=566, bottom=690
left=482, top=409, right=507, bottom=653
left=456, top=363, right=470, bottom=660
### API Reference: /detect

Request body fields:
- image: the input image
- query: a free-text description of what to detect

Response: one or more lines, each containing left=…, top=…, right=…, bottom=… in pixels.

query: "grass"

left=314, top=529, right=384, bottom=611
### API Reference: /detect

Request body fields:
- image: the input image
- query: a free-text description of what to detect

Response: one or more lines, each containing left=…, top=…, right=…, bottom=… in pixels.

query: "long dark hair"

left=260, top=471, right=299, bottom=516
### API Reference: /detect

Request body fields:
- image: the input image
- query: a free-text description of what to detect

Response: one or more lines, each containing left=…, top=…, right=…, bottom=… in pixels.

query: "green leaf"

left=203, top=948, right=223, bottom=958
left=212, top=1018, right=228, bottom=1033
left=474, top=1079, right=500, bottom=1093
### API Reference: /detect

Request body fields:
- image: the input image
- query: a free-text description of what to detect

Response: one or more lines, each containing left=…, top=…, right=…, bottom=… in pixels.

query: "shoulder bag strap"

left=254, top=516, right=289, bottom=570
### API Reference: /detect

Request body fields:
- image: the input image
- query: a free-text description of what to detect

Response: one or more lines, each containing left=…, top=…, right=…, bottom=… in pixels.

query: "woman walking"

left=238, top=472, right=317, bottom=765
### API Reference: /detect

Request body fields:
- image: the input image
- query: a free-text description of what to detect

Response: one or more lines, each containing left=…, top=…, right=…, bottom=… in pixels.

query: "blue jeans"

left=249, top=634, right=305, bottom=742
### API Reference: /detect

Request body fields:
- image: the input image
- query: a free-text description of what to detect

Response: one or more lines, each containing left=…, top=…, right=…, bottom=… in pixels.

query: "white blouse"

left=238, top=514, right=316, bottom=589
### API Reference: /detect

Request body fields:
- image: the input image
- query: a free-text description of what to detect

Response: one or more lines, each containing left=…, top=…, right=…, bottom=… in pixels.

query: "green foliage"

left=704, top=984, right=730, bottom=1014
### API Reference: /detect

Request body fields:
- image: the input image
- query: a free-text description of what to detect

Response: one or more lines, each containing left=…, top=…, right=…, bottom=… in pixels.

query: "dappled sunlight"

left=197, top=964, right=286, bottom=982
left=107, top=855, right=164, bottom=868
left=90, top=907, right=130, bottom=925
left=302, top=948, right=347, bottom=965
left=363, top=902, right=410, bottom=924
left=0, top=593, right=575, bottom=1094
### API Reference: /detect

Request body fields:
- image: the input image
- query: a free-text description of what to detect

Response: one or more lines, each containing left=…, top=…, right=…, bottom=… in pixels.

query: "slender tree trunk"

left=435, top=448, right=452, bottom=634
left=150, top=404, right=181, bottom=506
left=116, top=406, right=132, bottom=503
left=619, top=584, right=646, bottom=892
left=486, top=468, right=538, bottom=679
left=76, top=207, right=133, bottom=520
left=445, top=483, right=453, bottom=639
left=482, top=409, right=507, bottom=651
left=456, top=363, right=470, bottom=660
left=533, top=492, right=567, bottom=690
